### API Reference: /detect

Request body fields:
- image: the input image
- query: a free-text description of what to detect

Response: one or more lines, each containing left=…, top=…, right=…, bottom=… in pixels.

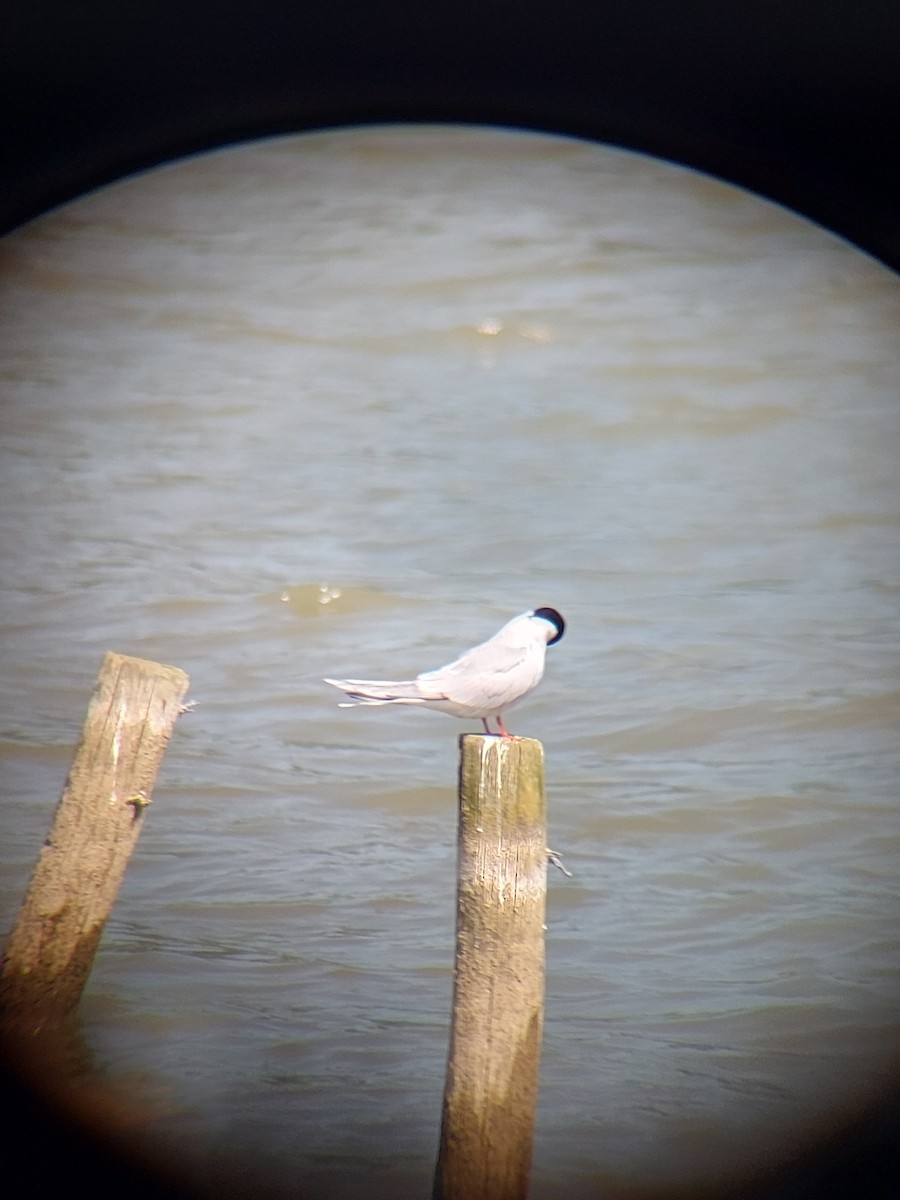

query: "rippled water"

left=1, top=126, right=899, bottom=1198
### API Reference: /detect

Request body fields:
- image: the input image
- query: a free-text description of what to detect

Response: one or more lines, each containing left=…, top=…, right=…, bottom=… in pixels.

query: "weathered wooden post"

left=434, top=733, right=548, bottom=1200
left=0, top=652, right=190, bottom=1035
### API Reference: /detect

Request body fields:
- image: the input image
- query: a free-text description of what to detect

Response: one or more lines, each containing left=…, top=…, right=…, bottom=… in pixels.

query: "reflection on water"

left=1, top=126, right=899, bottom=1198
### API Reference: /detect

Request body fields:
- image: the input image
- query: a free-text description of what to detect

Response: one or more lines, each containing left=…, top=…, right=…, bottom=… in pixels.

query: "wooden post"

left=0, top=652, right=190, bottom=1034
left=434, top=734, right=547, bottom=1200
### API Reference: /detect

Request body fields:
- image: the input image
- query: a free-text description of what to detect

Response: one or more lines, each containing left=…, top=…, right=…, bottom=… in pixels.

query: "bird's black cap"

left=533, top=607, right=565, bottom=644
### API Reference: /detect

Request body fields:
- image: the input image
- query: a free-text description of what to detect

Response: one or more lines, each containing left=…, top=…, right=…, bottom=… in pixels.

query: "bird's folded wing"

left=418, top=650, right=539, bottom=711
left=324, top=678, right=427, bottom=701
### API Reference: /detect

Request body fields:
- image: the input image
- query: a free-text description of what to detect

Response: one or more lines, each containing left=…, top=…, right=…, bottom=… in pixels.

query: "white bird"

left=324, top=607, right=565, bottom=738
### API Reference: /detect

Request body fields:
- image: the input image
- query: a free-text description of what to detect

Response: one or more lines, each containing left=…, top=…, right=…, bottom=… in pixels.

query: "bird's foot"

left=481, top=717, right=521, bottom=740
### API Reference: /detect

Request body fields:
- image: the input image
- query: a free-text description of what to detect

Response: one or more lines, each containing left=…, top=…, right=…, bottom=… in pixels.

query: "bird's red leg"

left=495, top=714, right=516, bottom=739
left=481, top=716, right=493, bottom=735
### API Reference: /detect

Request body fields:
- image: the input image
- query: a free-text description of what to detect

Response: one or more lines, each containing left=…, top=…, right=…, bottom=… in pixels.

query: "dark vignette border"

left=1, top=2, right=898, bottom=1198
left=2, top=1, right=900, bottom=270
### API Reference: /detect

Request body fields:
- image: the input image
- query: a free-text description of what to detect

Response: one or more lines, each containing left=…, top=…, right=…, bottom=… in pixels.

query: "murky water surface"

left=1, top=126, right=899, bottom=1198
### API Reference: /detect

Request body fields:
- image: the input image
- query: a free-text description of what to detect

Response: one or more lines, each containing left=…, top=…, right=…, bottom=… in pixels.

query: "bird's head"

left=532, top=607, right=565, bottom=645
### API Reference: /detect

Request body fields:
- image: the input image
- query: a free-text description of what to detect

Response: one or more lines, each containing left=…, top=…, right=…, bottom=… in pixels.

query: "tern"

left=324, top=607, right=565, bottom=737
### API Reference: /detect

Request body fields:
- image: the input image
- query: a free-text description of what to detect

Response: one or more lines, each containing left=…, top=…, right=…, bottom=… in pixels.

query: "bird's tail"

left=323, top=678, right=429, bottom=707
